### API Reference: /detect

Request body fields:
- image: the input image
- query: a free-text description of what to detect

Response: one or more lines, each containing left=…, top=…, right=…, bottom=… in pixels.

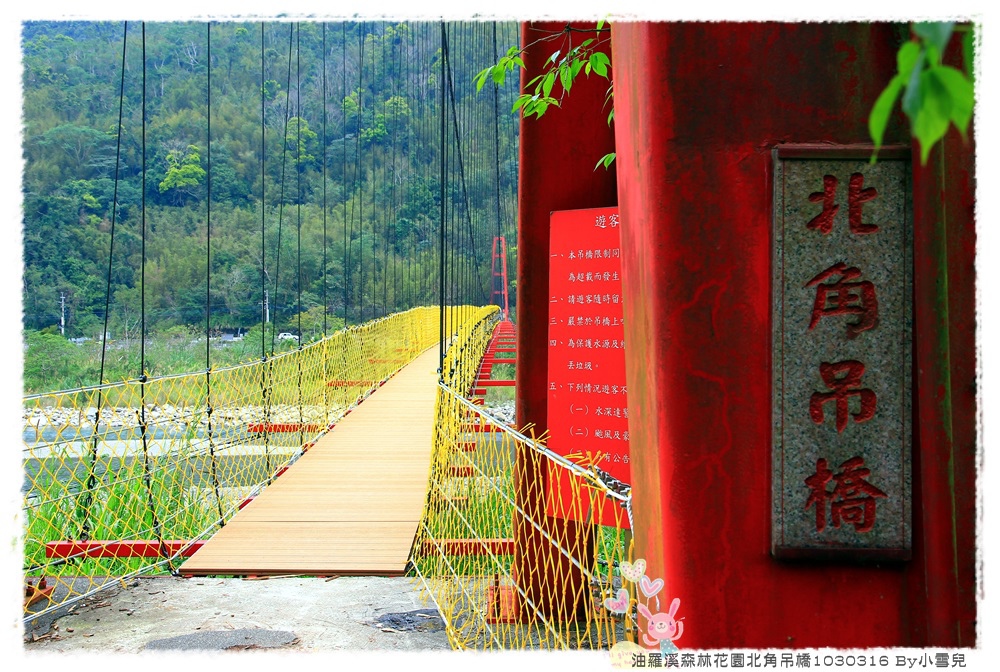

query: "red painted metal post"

left=611, top=22, right=976, bottom=648
left=490, top=236, right=511, bottom=319
left=514, top=20, right=618, bottom=621
left=46, top=540, right=205, bottom=559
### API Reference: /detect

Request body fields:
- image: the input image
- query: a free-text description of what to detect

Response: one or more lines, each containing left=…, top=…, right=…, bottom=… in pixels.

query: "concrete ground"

left=21, top=574, right=451, bottom=653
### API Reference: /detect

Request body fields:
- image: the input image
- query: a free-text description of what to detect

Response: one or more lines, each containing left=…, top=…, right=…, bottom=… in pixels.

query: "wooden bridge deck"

left=180, top=347, right=440, bottom=576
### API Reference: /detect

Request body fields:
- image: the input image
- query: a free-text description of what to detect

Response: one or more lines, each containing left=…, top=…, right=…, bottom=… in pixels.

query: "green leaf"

left=596, top=19, right=605, bottom=31
left=571, top=58, right=584, bottom=78
left=560, top=63, right=573, bottom=92
left=475, top=66, right=491, bottom=92
left=512, top=56, right=525, bottom=70
left=868, top=74, right=905, bottom=153
left=913, top=70, right=951, bottom=164
left=594, top=152, right=616, bottom=170
left=492, top=66, right=506, bottom=85
left=925, top=43, right=942, bottom=68
left=913, top=22, right=955, bottom=56
left=542, top=71, right=555, bottom=98
left=897, top=40, right=921, bottom=75
left=931, top=65, right=974, bottom=136
left=548, top=50, right=561, bottom=65
left=901, top=48, right=926, bottom=118
left=590, top=52, right=608, bottom=77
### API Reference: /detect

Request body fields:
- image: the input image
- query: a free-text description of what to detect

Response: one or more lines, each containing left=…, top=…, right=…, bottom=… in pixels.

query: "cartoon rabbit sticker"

left=637, top=597, right=683, bottom=649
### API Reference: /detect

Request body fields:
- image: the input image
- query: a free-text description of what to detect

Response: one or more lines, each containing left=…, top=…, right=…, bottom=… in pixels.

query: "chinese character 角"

left=805, top=262, right=879, bottom=338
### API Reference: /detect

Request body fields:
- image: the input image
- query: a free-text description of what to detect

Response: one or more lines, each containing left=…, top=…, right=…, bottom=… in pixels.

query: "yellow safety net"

left=412, top=307, right=637, bottom=649
left=22, top=306, right=442, bottom=621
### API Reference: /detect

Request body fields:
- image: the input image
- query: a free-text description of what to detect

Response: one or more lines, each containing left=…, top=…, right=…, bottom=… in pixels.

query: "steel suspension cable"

left=271, top=23, right=295, bottom=354
left=322, top=22, right=330, bottom=427
left=386, top=24, right=397, bottom=316
left=204, top=21, right=225, bottom=526
left=81, top=20, right=129, bottom=543
left=259, top=20, right=273, bottom=484
left=438, top=21, right=447, bottom=372
left=322, top=22, right=328, bottom=336
left=295, top=22, right=304, bottom=449
left=139, top=22, right=175, bottom=567
left=342, top=22, right=349, bottom=328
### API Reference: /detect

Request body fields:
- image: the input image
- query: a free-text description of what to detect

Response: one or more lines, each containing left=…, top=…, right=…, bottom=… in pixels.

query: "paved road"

left=23, top=575, right=450, bottom=652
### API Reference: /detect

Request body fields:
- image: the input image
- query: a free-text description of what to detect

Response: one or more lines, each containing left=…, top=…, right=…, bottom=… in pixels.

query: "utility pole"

left=60, top=292, right=66, bottom=336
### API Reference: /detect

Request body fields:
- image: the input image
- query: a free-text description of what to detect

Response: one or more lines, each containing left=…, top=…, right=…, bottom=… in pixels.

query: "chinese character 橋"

left=804, top=456, right=887, bottom=532
left=805, top=262, right=879, bottom=337
left=806, top=173, right=880, bottom=235
left=809, top=360, right=876, bottom=432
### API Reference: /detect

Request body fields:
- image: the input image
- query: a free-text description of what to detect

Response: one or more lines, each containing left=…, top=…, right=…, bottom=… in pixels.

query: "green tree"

left=158, top=144, right=206, bottom=203
left=284, top=116, right=319, bottom=170
left=23, top=331, right=81, bottom=393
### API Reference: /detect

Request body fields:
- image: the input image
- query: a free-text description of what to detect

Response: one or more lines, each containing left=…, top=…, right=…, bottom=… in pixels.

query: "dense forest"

left=21, top=21, right=519, bottom=350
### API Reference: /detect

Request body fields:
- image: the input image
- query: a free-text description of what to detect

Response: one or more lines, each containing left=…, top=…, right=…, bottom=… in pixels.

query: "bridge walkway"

left=180, top=346, right=441, bottom=576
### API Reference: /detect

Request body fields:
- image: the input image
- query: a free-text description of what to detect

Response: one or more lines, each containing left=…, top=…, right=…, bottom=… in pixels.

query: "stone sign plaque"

left=772, top=145, right=912, bottom=560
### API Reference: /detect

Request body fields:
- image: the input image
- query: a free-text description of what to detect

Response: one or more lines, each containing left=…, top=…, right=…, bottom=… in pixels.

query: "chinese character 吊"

left=804, top=456, right=887, bottom=533
left=805, top=262, right=879, bottom=338
left=809, top=360, right=877, bottom=432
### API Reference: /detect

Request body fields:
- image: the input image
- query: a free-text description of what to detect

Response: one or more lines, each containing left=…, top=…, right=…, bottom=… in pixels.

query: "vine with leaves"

left=475, top=20, right=616, bottom=169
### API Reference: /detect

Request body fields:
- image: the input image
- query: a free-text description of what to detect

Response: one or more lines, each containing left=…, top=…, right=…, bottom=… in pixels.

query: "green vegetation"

left=869, top=22, right=975, bottom=164
left=476, top=21, right=614, bottom=169
left=22, top=325, right=305, bottom=394
left=24, top=461, right=233, bottom=577
left=22, top=21, right=519, bottom=376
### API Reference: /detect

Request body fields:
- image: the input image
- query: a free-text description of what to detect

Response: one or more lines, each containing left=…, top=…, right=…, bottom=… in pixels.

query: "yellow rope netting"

left=22, top=306, right=441, bottom=621
left=24, top=304, right=636, bottom=649
left=413, top=307, right=636, bottom=650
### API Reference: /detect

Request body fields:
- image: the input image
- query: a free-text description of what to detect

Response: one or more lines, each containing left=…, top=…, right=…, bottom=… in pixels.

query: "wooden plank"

left=181, top=347, right=440, bottom=576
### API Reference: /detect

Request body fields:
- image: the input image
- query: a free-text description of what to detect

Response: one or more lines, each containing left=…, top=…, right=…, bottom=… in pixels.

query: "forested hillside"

left=21, top=21, right=519, bottom=346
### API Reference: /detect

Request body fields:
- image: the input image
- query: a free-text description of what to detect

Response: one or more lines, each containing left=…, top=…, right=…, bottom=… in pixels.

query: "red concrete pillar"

left=908, top=82, right=977, bottom=645
left=513, top=21, right=617, bottom=620
left=611, top=22, right=974, bottom=648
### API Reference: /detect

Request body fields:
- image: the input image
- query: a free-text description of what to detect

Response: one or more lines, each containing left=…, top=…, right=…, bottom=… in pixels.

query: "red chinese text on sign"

left=804, top=456, right=887, bottom=533
left=809, top=360, right=877, bottom=433
left=547, top=207, right=631, bottom=528
left=805, top=262, right=879, bottom=338
left=806, top=172, right=880, bottom=236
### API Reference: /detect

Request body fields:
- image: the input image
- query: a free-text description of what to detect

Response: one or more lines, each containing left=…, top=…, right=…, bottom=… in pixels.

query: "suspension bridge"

left=22, top=20, right=632, bottom=651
